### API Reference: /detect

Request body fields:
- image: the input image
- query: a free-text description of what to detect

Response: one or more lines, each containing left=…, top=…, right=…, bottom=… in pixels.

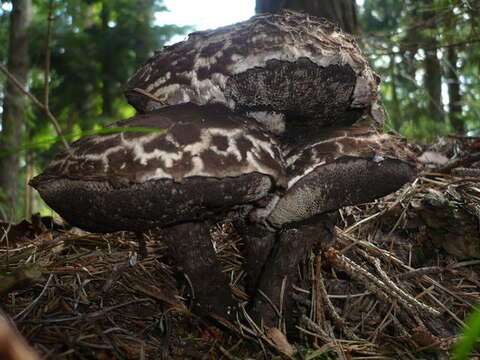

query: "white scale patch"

left=245, top=111, right=286, bottom=135
left=287, top=159, right=327, bottom=189
left=285, top=130, right=392, bottom=189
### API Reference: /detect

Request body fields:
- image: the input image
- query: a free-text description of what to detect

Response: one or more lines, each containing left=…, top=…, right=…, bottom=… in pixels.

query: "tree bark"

left=0, top=0, right=32, bottom=220
left=389, top=54, right=402, bottom=131
left=100, top=2, right=114, bottom=118
left=24, top=151, right=33, bottom=220
left=424, top=48, right=443, bottom=124
left=255, top=0, right=357, bottom=34
left=131, top=3, right=154, bottom=67
left=446, top=47, right=463, bottom=133
left=422, top=1, right=444, bottom=124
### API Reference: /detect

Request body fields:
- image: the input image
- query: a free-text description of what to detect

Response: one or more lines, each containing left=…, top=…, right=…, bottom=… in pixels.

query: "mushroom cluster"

left=31, top=10, right=416, bottom=323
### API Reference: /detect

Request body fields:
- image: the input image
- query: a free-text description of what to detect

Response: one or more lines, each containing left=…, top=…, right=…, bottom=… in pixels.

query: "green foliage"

left=0, top=0, right=189, bottom=219
left=359, top=0, right=478, bottom=140
left=452, top=304, right=480, bottom=359
left=44, top=1, right=187, bottom=147
left=27, top=0, right=190, bottom=136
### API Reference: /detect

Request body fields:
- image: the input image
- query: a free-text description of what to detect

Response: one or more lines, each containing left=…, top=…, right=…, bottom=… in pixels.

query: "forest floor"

left=1, top=134, right=480, bottom=360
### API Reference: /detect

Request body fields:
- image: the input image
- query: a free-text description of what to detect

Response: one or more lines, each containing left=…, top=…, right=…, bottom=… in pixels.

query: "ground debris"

left=1, top=135, right=479, bottom=359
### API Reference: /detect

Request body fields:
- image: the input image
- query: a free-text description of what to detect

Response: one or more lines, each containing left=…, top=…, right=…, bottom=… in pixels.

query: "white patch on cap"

left=245, top=111, right=285, bottom=135
left=284, top=130, right=395, bottom=189
left=287, top=160, right=326, bottom=189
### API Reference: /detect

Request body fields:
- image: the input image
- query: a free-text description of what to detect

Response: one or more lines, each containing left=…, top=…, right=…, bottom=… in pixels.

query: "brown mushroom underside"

left=267, top=157, right=416, bottom=228
left=31, top=174, right=272, bottom=233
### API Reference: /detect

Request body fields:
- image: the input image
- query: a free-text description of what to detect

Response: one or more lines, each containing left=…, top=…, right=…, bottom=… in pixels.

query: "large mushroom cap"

left=30, top=103, right=286, bottom=233
left=125, top=10, right=381, bottom=140
left=265, top=125, right=417, bottom=228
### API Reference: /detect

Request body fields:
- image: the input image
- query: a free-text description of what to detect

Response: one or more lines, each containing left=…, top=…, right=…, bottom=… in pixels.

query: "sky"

left=156, top=0, right=256, bottom=44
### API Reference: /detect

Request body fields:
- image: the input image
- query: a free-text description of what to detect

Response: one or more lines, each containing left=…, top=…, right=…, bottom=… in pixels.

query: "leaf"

left=452, top=304, right=480, bottom=360
left=266, top=327, right=295, bottom=356
left=0, top=264, right=44, bottom=296
left=417, top=151, right=449, bottom=165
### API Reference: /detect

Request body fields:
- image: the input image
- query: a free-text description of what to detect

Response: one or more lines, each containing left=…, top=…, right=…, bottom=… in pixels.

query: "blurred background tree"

left=0, top=0, right=189, bottom=219
left=0, top=0, right=479, bottom=220
left=359, top=0, right=479, bottom=138
left=256, top=0, right=357, bottom=34
left=257, top=0, right=479, bottom=138
left=0, top=0, right=31, bottom=220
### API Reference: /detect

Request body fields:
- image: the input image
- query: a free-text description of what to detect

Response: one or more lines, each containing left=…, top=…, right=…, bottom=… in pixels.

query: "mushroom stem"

left=159, top=221, right=237, bottom=319
left=236, top=221, right=277, bottom=295
left=135, top=232, right=148, bottom=258
left=250, top=214, right=337, bottom=329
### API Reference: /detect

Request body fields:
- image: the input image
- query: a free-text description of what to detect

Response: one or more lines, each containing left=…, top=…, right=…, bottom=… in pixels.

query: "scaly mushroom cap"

left=125, top=10, right=381, bottom=142
left=30, top=104, right=286, bottom=233
left=265, top=126, right=417, bottom=227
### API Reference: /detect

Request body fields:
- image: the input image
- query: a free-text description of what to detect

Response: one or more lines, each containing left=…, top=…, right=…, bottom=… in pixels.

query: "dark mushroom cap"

left=265, top=126, right=417, bottom=227
left=125, top=10, right=381, bottom=139
left=30, top=103, right=286, bottom=233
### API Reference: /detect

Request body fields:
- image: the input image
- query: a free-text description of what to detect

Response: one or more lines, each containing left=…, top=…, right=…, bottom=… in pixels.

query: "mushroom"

left=30, top=103, right=287, bottom=318
left=267, top=125, right=417, bottom=228
left=125, top=10, right=381, bottom=148
left=241, top=125, right=417, bottom=326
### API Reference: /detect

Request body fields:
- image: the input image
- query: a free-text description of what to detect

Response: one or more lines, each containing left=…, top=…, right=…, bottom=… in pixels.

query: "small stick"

left=315, top=255, right=345, bottom=329
left=314, top=255, right=326, bottom=330
left=217, top=345, right=241, bottom=360
left=132, top=87, right=166, bottom=105
left=337, top=231, right=473, bottom=309
left=439, top=153, right=480, bottom=173
left=326, top=248, right=393, bottom=303
left=360, top=251, right=440, bottom=317
left=397, top=266, right=443, bottom=280
left=452, top=167, right=480, bottom=177
left=43, top=0, right=54, bottom=108
left=300, top=315, right=331, bottom=343
left=14, top=274, right=54, bottom=320
left=0, top=65, right=71, bottom=153
left=325, top=249, right=439, bottom=317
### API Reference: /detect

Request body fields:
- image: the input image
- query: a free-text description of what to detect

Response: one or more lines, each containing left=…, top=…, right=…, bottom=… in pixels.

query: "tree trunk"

left=100, top=2, right=114, bottom=118
left=0, top=0, right=32, bottom=220
left=389, top=54, right=402, bottom=131
left=132, top=5, right=153, bottom=67
left=256, top=0, right=357, bottom=34
left=422, top=1, right=444, bottom=124
left=424, top=48, right=443, bottom=124
left=446, top=47, right=463, bottom=133
left=24, top=151, right=33, bottom=220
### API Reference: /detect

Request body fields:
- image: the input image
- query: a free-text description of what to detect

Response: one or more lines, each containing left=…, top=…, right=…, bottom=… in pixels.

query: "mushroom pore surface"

left=265, top=125, right=417, bottom=228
